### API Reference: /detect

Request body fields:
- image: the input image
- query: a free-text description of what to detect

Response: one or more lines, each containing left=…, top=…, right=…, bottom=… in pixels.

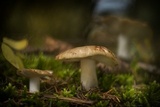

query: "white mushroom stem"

left=117, top=34, right=131, bottom=60
left=29, top=77, right=40, bottom=93
left=80, top=58, right=98, bottom=90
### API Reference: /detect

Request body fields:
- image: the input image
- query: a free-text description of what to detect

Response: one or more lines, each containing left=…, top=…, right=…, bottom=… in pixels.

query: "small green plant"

left=94, top=101, right=109, bottom=107
left=0, top=83, right=17, bottom=100
left=61, top=88, right=74, bottom=97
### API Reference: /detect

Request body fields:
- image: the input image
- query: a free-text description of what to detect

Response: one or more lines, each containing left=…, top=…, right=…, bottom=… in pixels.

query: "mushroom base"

left=80, top=58, right=98, bottom=90
left=29, top=77, right=40, bottom=93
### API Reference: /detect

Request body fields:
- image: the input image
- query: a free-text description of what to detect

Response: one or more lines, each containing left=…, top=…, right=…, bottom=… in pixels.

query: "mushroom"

left=87, top=15, right=153, bottom=61
left=18, top=69, right=53, bottom=93
left=1, top=38, right=53, bottom=93
left=55, top=45, right=118, bottom=90
left=117, top=17, right=153, bottom=61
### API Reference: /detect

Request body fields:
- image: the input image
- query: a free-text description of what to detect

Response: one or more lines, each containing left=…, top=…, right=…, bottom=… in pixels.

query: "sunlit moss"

left=23, top=53, right=77, bottom=80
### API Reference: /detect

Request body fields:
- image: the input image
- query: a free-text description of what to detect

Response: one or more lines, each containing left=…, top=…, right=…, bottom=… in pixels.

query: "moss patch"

left=0, top=53, right=160, bottom=107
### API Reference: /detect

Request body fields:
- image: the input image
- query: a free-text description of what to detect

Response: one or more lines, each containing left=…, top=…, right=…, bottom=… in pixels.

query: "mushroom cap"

left=92, top=15, right=153, bottom=39
left=18, top=69, right=53, bottom=78
left=55, top=45, right=118, bottom=66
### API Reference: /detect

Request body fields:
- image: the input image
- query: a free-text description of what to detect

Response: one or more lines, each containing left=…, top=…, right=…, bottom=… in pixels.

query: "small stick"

left=44, top=94, right=94, bottom=105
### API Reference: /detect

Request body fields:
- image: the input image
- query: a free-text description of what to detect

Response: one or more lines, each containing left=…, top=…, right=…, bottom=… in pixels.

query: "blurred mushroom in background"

left=86, top=0, right=156, bottom=64
left=87, top=15, right=154, bottom=63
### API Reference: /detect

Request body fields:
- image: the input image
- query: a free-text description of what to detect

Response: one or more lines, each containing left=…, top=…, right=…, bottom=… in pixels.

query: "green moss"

left=23, top=53, right=77, bottom=80
left=144, top=81, right=160, bottom=106
left=1, top=53, right=160, bottom=107
left=94, top=101, right=109, bottom=107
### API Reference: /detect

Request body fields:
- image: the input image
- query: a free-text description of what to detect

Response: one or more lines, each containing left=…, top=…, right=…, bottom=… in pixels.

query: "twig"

left=44, top=94, right=95, bottom=105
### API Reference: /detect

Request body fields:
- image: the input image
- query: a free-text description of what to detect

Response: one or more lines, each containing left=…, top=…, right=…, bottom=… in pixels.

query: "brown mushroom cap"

left=18, top=69, right=53, bottom=78
left=55, top=45, right=118, bottom=66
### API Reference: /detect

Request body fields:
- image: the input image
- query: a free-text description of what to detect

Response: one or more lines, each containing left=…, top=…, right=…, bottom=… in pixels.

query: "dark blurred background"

left=0, top=0, right=160, bottom=65
left=0, top=0, right=94, bottom=44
